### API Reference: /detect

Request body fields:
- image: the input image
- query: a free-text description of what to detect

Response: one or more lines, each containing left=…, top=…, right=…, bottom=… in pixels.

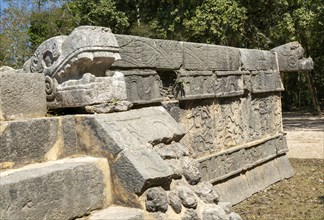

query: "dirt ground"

left=233, top=113, right=324, bottom=220
left=283, top=112, right=324, bottom=159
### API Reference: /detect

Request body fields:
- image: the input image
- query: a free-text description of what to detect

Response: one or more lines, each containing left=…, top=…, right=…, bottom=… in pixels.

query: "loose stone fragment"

left=193, top=182, right=219, bottom=204
left=181, top=157, right=201, bottom=185
left=114, top=147, right=174, bottom=194
left=168, top=190, right=182, bottom=214
left=146, top=187, right=168, bottom=213
left=182, top=209, right=199, bottom=220
left=177, top=184, right=198, bottom=209
left=202, top=204, right=228, bottom=220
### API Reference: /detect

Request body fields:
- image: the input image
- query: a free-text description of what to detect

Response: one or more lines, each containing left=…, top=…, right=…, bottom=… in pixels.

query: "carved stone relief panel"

left=179, top=99, right=217, bottom=158
left=240, top=49, right=277, bottom=71
left=251, top=94, right=276, bottom=138
left=113, top=35, right=183, bottom=70
left=214, top=71, right=245, bottom=98
left=198, top=134, right=288, bottom=183
left=154, top=39, right=183, bottom=70
left=113, top=35, right=157, bottom=68
left=251, top=71, right=284, bottom=93
left=273, top=93, right=283, bottom=133
left=118, top=70, right=162, bottom=104
left=185, top=100, right=216, bottom=156
left=175, top=71, right=215, bottom=100
left=179, top=96, right=258, bottom=158
left=215, top=97, right=248, bottom=151
left=183, top=42, right=240, bottom=71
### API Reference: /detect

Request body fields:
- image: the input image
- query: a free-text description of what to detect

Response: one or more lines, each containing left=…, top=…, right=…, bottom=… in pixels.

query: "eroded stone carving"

left=272, top=41, right=313, bottom=72
left=113, top=35, right=183, bottom=69
left=198, top=134, right=289, bottom=183
left=183, top=43, right=240, bottom=71
left=23, top=26, right=126, bottom=109
left=113, top=70, right=163, bottom=104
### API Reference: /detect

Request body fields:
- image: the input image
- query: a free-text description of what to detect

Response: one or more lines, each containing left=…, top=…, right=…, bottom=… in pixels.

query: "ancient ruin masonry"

left=0, top=26, right=313, bottom=220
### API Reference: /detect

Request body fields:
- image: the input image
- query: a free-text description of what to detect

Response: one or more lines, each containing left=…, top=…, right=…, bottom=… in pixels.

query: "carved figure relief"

left=273, top=94, right=283, bottom=133
left=214, top=75, right=244, bottom=97
left=187, top=104, right=215, bottom=154
left=252, top=95, right=275, bottom=138
left=124, top=72, right=162, bottom=103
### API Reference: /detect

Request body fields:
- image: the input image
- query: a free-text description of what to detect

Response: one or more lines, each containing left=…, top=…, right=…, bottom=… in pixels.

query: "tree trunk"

left=304, top=71, right=322, bottom=116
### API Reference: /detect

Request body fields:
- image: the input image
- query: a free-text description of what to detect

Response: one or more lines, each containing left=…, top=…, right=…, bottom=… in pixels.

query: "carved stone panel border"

left=198, top=134, right=288, bottom=184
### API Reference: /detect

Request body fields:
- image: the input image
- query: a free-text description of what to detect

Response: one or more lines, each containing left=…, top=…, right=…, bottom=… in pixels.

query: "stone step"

left=0, top=157, right=112, bottom=220
left=89, top=206, right=144, bottom=220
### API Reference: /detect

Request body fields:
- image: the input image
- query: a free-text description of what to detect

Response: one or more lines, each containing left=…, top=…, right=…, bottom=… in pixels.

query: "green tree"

left=29, top=5, right=76, bottom=51
left=183, top=0, right=247, bottom=45
left=63, top=0, right=129, bottom=33
left=0, top=0, right=31, bottom=67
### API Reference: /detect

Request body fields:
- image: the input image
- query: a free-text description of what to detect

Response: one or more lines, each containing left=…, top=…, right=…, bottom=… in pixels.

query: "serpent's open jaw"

left=52, top=48, right=120, bottom=83
left=24, top=26, right=121, bottom=83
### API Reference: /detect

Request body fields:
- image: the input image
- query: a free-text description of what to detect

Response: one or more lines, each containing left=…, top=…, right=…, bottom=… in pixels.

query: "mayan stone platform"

left=0, top=157, right=111, bottom=220
left=0, top=26, right=314, bottom=219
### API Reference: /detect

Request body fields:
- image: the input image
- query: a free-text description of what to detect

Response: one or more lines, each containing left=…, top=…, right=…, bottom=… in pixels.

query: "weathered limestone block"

left=0, top=157, right=112, bottom=220
left=155, top=39, right=183, bottom=70
left=154, top=142, right=189, bottom=160
left=145, top=187, right=168, bottom=213
left=89, top=107, right=185, bottom=155
left=251, top=71, right=284, bottom=93
left=74, top=107, right=184, bottom=195
left=114, top=147, right=174, bottom=194
left=168, top=190, right=182, bottom=214
left=113, top=34, right=157, bottom=68
left=89, top=206, right=144, bottom=220
left=214, top=71, right=245, bottom=97
left=85, top=100, right=133, bottom=114
left=48, top=72, right=127, bottom=109
left=240, top=49, right=278, bottom=71
left=215, top=154, right=293, bottom=205
left=193, top=182, right=219, bottom=204
left=181, top=157, right=201, bottom=185
left=183, top=209, right=199, bottom=220
left=183, top=42, right=240, bottom=71
left=202, top=204, right=228, bottom=220
left=272, top=41, right=313, bottom=72
left=176, top=184, right=198, bottom=209
left=0, top=71, right=46, bottom=121
left=0, top=117, right=78, bottom=169
left=198, top=135, right=289, bottom=184
left=113, top=35, right=183, bottom=70
left=175, top=71, right=215, bottom=100
left=113, top=70, right=162, bottom=104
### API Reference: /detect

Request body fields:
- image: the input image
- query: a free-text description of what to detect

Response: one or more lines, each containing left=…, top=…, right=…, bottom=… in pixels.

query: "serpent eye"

left=43, top=51, right=54, bottom=67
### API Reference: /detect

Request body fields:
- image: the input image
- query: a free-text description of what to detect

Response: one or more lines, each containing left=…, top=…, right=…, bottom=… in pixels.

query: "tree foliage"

left=0, top=0, right=31, bottom=67
left=184, top=0, right=247, bottom=45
